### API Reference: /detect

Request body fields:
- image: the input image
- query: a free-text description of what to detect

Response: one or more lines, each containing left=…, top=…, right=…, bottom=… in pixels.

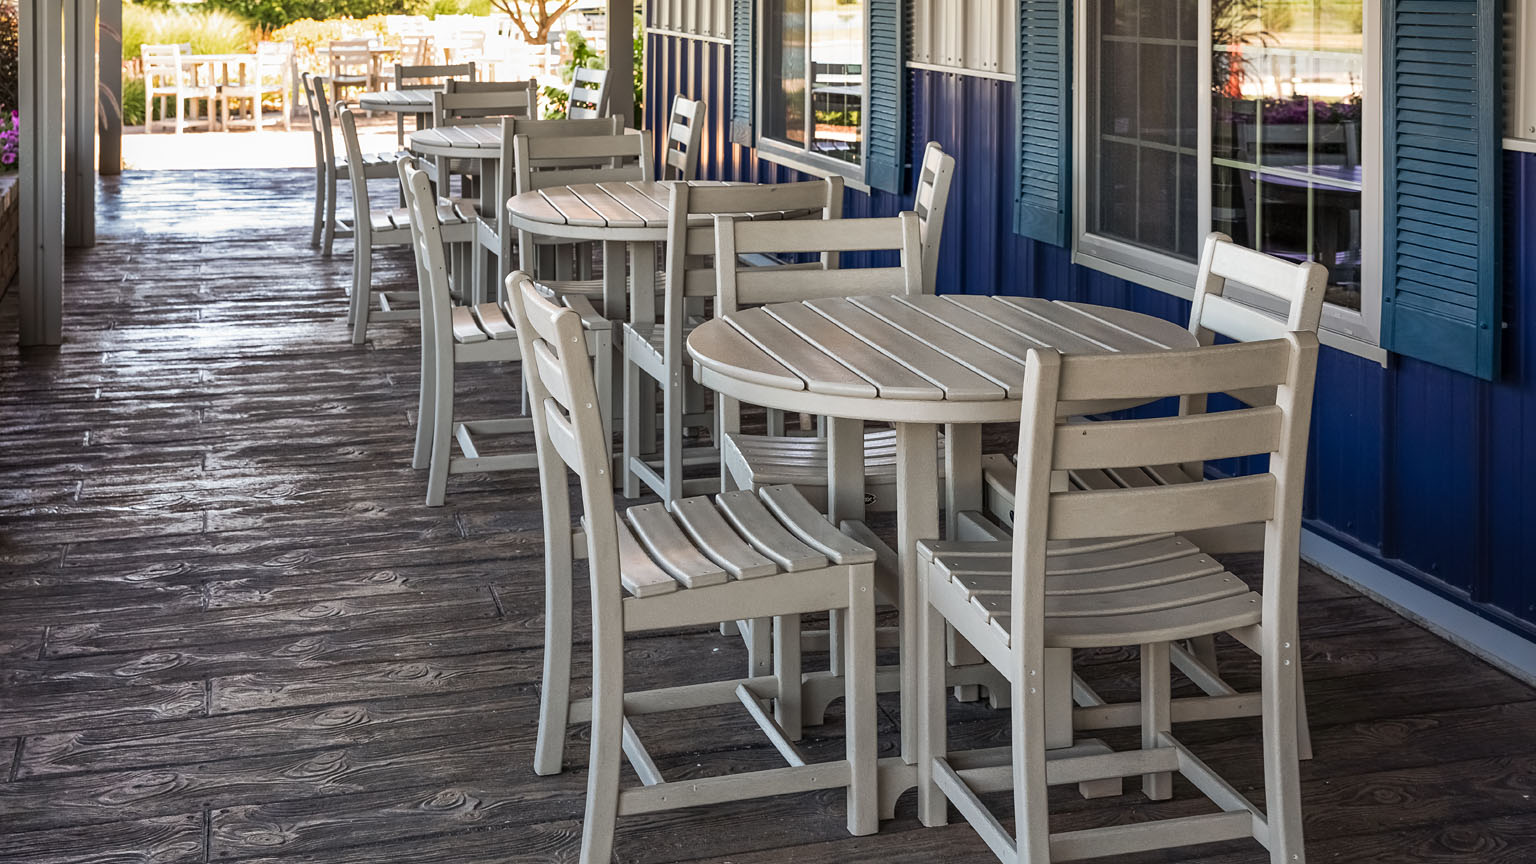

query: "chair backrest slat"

left=395, top=61, right=474, bottom=90
left=713, top=212, right=923, bottom=312
left=512, top=131, right=652, bottom=194
left=1190, top=232, right=1327, bottom=343
left=1048, top=474, right=1279, bottom=541
left=435, top=79, right=537, bottom=126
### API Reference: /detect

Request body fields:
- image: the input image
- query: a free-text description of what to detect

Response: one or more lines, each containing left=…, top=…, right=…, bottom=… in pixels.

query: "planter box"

left=0, top=175, right=17, bottom=290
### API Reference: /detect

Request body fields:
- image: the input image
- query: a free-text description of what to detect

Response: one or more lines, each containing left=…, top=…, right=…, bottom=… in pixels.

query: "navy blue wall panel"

left=646, top=33, right=1536, bottom=637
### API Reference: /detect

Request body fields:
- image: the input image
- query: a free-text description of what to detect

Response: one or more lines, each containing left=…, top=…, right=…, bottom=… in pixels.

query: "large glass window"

left=762, top=0, right=865, bottom=169
left=1079, top=0, right=1374, bottom=337
left=1085, top=0, right=1201, bottom=262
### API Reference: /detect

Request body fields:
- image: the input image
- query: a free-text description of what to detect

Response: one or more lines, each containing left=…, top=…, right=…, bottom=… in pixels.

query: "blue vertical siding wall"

left=646, top=32, right=1536, bottom=639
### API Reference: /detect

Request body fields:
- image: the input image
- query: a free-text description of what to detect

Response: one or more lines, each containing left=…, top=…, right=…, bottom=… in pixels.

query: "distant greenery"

left=0, top=0, right=16, bottom=115
left=122, top=3, right=257, bottom=60
left=201, top=0, right=411, bottom=31
left=540, top=29, right=601, bottom=119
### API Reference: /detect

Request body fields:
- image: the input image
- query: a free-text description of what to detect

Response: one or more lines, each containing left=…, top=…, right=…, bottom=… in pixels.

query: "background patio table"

left=687, top=293, right=1198, bottom=802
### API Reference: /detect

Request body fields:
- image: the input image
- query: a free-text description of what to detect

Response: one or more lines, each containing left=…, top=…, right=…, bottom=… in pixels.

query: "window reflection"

left=763, top=0, right=864, bottom=166
left=1212, top=0, right=1364, bottom=310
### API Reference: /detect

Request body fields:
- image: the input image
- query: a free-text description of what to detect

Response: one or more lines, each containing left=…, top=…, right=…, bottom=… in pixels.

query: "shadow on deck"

left=0, top=169, right=1533, bottom=863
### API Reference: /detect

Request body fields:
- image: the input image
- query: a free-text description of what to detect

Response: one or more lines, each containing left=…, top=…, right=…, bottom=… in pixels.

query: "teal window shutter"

left=865, top=0, right=907, bottom=194
left=1013, top=0, right=1071, bottom=247
left=730, top=0, right=754, bottom=146
left=1382, top=0, right=1502, bottom=379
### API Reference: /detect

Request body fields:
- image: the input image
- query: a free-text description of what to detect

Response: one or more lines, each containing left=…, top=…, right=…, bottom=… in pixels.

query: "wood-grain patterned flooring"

left=0, top=169, right=1533, bottom=863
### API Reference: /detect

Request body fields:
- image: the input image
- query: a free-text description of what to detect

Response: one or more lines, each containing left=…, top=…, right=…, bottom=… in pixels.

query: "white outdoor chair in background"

left=621, top=179, right=842, bottom=503
left=340, top=109, right=473, bottom=344
left=503, top=271, right=878, bottom=864
left=566, top=66, right=611, bottom=120
left=431, top=79, right=539, bottom=194
left=142, top=43, right=215, bottom=134
left=718, top=142, right=955, bottom=511
left=327, top=39, right=378, bottom=106
left=915, top=331, right=1320, bottom=864
left=399, top=158, right=610, bottom=506
left=220, top=41, right=294, bottom=132
left=392, top=61, right=475, bottom=146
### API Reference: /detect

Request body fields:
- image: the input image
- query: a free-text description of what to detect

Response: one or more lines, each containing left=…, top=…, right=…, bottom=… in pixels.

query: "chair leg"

left=413, top=329, right=436, bottom=470
left=1189, top=634, right=1219, bottom=671
left=844, top=565, right=878, bottom=837
left=773, top=614, right=802, bottom=741
left=580, top=632, right=625, bottom=864
left=351, top=234, right=372, bottom=345
left=916, top=573, right=948, bottom=828
left=662, top=360, right=683, bottom=502
left=745, top=617, right=772, bottom=677
left=1140, top=641, right=1173, bottom=800
left=622, top=342, right=642, bottom=499
left=535, top=527, right=575, bottom=776
left=1014, top=671, right=1051, bottom=864
left=323, top=168, right=339, bottom=257
left=311, top=163, right=325, bottom=248
left=1261, top=636, right=1306, bottom=862
left=425, top=356, right=454, bottom=506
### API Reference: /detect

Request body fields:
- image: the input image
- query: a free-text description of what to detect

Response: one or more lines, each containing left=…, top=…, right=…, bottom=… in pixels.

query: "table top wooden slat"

left=922, top=296, right=1051, bottom=363
left=1053, top=301, right=1190, bottom=350
left=538, top=186, right=607, bottom=228
left=595, top=182, right=672, bottom=224
left=687, top=318, right=805, bottom=391
left=765, top=302, right=944, bottom=401
left=944, top=294, right=1109, bottom=355
left=566, top=184, right=648, bottom=228
left=807, top=299, right=1005, bottom=401
left=851, top=295, right=1031, bottom=398
left=995, top=296, right=1169, bottom=353
left=727, top=308, right=878, bottom=399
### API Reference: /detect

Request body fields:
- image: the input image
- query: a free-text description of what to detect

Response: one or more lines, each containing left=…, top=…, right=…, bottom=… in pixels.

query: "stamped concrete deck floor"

left=0, top=169, right=1534, bottom=863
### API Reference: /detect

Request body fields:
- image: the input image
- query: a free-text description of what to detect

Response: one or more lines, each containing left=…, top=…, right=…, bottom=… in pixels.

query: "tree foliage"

left=488, top=0, right=577, bottom=44
left=0, top=0, right=18, bottom=115
left=203, top=0, right=414, bottom=32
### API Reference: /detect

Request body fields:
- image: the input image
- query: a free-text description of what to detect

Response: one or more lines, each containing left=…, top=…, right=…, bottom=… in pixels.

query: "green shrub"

left=205, top=0, right=416, bottom=32
left=122, top=3, right=256, bottom=61
left=423, top=0, right=490, bottom=17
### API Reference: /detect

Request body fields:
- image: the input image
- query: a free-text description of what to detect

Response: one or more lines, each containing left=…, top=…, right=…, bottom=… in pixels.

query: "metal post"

left=19, top=0, right=66, bottom=346
left=64, top=0, right=97, bottom=246
left=99, top=0, right=120, bottom=175
left=607, top=0, right=635, bottom=128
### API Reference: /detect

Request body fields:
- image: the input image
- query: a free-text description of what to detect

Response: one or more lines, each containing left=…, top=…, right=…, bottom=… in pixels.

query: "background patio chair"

left=659, top=94, right=706, bottom=181
left=301, top=74, right=402, bottom=256
left=220, top=41, right=294, bottom=133
left=566, top=66, right=611, bottom=120
left=327, top=39, right=379, bottom=107
left=141, top=43, right=215, bottom=134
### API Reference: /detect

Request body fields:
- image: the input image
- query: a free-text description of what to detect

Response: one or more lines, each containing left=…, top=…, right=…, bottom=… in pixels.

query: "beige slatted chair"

left=719, top=142, right=956, bottom=510
left=471, top=115, right=625, bottom=304
left=302, top=74, right=401, bottom=255
left=621, top=179, right=843, bottom=503
left=400, top=159, right=611, bottom=506
left=431, top=79, right=539, bottom=194
left=504, top=271, right=878, bottom=864
left=341, top=110, right=473, bottom=344
left=916, top=332, right=1320, bottom=864
left=567, top=66, right=610, bottom=120
left=327, top=39, right=378, bottom=106
left=975, top=233, right=1327, bottom=754
left=712, top=210, right=924, bottom=677
left=660, top=94, right=706, bottom=181
left=392, top=61, right=475, bottom=146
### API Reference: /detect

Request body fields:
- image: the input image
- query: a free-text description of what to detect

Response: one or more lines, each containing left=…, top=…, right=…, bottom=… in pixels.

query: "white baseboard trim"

left=1303, top=529, right=1536, bottom=687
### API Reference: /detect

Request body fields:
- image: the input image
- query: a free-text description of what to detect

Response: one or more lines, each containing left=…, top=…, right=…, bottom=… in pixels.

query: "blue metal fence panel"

left=646, top=33, right=1536, bottom=637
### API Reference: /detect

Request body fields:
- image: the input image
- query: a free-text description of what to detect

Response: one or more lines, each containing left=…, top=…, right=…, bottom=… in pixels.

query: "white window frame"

left=755, top=0, right=871, bottom=186
left=1071, top=0, right=1386, bottom=363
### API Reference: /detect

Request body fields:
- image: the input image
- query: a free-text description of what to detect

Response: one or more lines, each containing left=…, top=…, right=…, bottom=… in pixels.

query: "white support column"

left=607, top=0, right=635, bottom=127
left=99, top=0, right=120, bottom=176
left=65, top=0, right=97, bottom=247
left=19, top=0, right=66, bottom=346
